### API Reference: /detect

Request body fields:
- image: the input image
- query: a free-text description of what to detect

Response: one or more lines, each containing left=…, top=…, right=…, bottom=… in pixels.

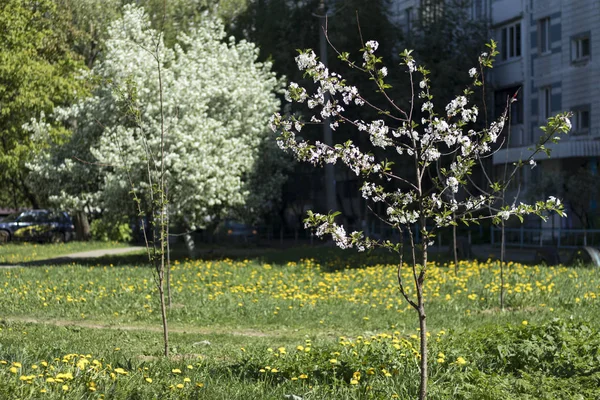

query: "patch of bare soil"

left=2, top=316, right=274, bottom=337
left=477, top=305, right=539, bottom=315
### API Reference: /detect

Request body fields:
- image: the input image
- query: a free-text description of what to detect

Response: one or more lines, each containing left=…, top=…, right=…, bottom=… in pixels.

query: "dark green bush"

left=90, top=217, right=133, bottom=242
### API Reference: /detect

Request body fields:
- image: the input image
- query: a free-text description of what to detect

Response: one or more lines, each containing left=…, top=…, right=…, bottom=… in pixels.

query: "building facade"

left=390, top=0, right=600, bottom=228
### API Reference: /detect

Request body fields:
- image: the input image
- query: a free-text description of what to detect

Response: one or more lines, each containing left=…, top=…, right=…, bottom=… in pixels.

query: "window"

left=572, top=34, right=591, bottom=62
left=572, top=106, right=591, bottom=135
left=420, top=0, right=443, bottom=25
left=538, top=17, right=551, bottom=54
left=471, top=0, right=483, bottom=19
left=540, top=86, right=552, bottom=120
left=495, top=86, right=523, bottom=125
left=500, top=22, right=522, bottom=61
left=405, top=7, right=413, bottom=34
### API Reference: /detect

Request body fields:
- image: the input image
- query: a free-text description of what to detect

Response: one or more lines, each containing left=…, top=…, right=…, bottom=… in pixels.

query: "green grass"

left=1, top=247, right=600, bottom=399
left=0, top=241, right=129, bottom=264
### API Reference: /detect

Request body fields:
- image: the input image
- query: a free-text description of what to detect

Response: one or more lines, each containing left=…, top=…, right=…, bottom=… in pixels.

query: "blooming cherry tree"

left=28, top=5, right=285, bottom=229
left=270, top=39, right=571, bottom=399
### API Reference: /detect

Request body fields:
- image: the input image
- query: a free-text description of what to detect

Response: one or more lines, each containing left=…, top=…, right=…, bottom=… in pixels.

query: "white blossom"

left=28, top=5, right=285, bottom=228
left=365, top=40, right=379, bottom=53
left=446, top=177, right=459, bottom=193
left=296, top=51, right=317, bottom=70
left=498, top=210, right=510, bottom=220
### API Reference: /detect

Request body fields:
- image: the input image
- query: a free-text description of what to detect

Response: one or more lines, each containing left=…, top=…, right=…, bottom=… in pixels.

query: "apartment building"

left=390, top=0, right=600, bottom=227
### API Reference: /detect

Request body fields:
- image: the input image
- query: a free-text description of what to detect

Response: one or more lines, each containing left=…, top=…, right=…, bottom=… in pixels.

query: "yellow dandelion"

left=145, top=377, right=153, bottom=383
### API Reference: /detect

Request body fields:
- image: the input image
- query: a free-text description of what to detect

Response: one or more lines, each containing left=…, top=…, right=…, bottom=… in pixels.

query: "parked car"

left=214, top=220, right=258, bottom=243
left=0, top=210, right=75, bottom=243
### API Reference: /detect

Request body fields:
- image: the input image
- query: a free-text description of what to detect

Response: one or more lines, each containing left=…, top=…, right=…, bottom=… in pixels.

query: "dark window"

left=18, top=212, right=39, bottom=223
left=539, top=17, right=550, bottom=54
left=572, top=34, right=591, bottom=62
left=472, top=0, right=483, bottom=19
left=572, top=106, right=591, bottom=134
left=540, top=86, right=552, bottom=120
left=495, top=86, right=523, bottom=124
left=420, top=0, right=443, bottom=25
left=500, top=22, right=521, bottom=61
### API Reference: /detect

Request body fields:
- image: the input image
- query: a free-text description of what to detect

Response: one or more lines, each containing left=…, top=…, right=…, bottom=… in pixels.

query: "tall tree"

left=407, top=0, right=490, bottom=111
left=233, top=0, right=402, bottom=221
left=0, top=0, right=88, bottom=208
left=28, top=5, right=286, bottom=230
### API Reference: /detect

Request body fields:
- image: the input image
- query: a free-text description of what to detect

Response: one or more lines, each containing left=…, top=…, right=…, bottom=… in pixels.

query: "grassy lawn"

left=1, top=247, right=599, bottom=399
left=0, top=241, right=129, bottom=264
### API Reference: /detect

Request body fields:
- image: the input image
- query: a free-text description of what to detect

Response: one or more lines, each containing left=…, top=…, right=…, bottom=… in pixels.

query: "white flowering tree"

left=270, top=39, right=571, bottom=399
left=28, top=5, right=285, bottom=231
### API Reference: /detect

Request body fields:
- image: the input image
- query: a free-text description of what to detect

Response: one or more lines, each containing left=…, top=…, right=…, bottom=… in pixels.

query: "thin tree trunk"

left=452, top=218, right=458, bottom=274
left=418, top=301, right=428, bottom=400
left=157, top=267, right=169, bottom=356
left=157, top=45, right=169, bottom=356
left=418, top=237, right=428, bottom=400
left=166, top=220, right=172, bottom=308
left=500, top=222, right=505, bottom=310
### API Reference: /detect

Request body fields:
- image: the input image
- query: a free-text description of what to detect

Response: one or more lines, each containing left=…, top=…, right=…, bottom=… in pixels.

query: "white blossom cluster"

left=305, top=213, right=366, bottom=251
left=27, top=5, right=285, bottom=227
left=360, top=182, right=387, bottom=202
left=271, top=39, right=570, bottom=249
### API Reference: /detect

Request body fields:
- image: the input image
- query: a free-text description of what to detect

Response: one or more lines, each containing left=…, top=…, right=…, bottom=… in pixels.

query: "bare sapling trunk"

left=500, top=221, right=506, bottom=310
left=418, top=240, right=428, bottom=400
left=166, top=219, right=172, bottom=308
left=452, top=218, right=458, bottom=274
left=156, top=47, right=169, bottom=356
left=406, top=224, right=428, bottom=400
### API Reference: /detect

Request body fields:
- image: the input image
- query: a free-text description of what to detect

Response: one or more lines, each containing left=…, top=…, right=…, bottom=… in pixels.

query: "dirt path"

left=60, top=246, right=147, bottom=259
left=0, top=246, right=146, bottom=268
left=2, top=315, right=275, bottom=337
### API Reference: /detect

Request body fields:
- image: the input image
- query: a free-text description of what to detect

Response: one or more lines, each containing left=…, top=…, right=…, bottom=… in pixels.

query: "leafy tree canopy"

left=28, top=5, right=286, bottom=228
left=0, top=0, right=88, bottom=208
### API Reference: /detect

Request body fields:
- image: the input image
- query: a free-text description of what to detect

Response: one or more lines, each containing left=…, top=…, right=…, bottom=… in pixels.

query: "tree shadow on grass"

left=0, top=242, right=452, bottom=271
left=0, top=252, right=150, bottom=268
